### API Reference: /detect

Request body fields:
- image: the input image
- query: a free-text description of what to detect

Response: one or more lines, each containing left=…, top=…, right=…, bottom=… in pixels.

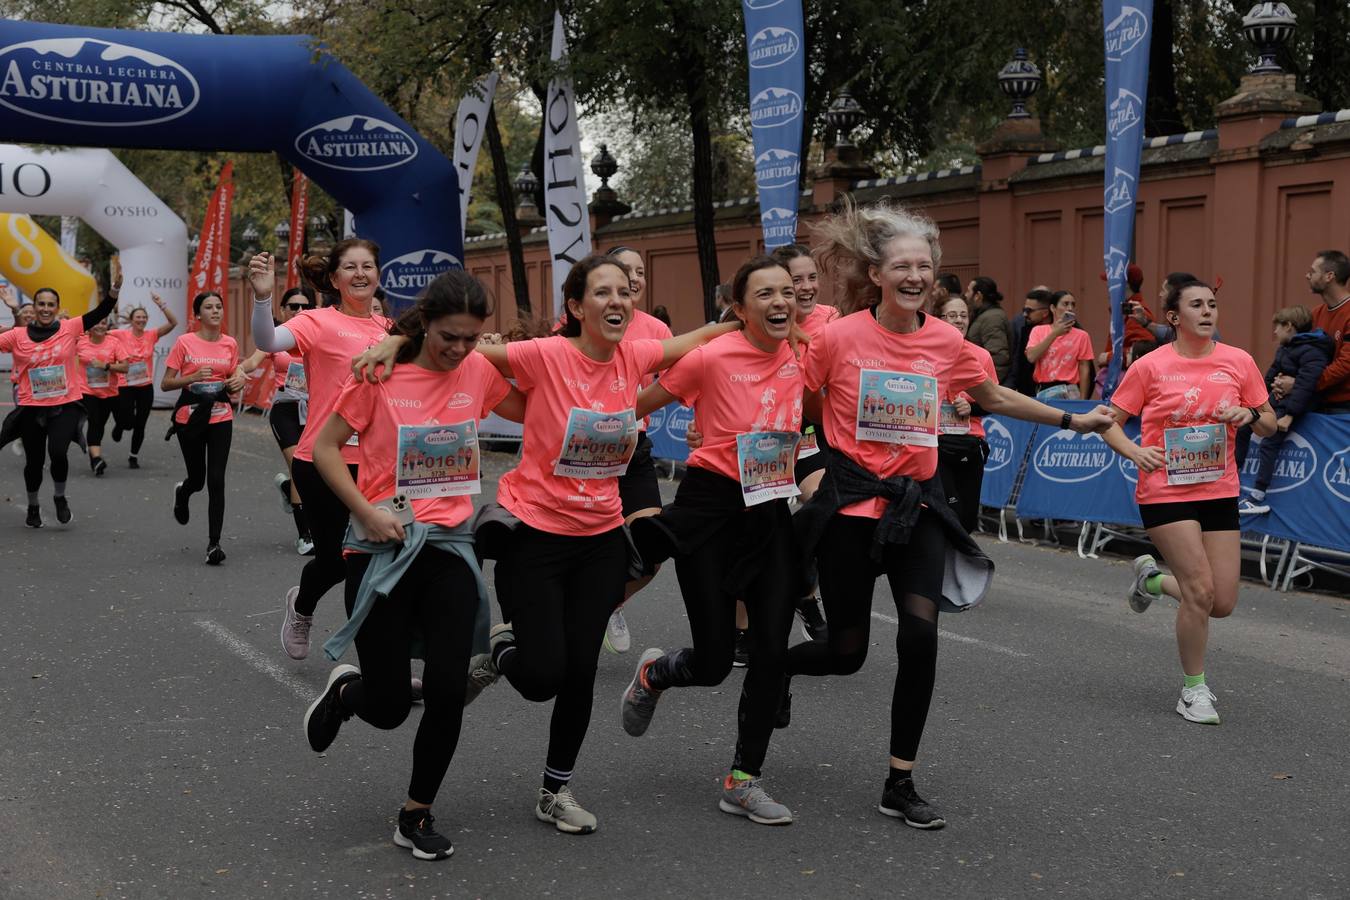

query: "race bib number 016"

left=396, top=421, right=480, bottom=498
left=554, top=408, right=639, bottom=479
left=856, top=369, right=939, bottom=447
left=1164, top=424, right=1226, bottom=485
left=736, top=431, right=800, bottom=507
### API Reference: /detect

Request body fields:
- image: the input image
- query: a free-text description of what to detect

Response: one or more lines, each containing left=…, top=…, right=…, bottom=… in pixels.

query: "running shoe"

left=621, top=648, right=664, bottom=736
left=489, top=622, right=515, bottom=654
left=732, top=628, right=749, bottom=668
left=718, top=775, right=793, bottom=825
left=53, top=496, right=72, bottom=525
left=410, top=676, right=424, bottom=704
left=172, top=481, right=189, bottom=525
left=1177, top=683, right=1220, bottom=725
left=393, top=807, right=453, bottom=861
left=128, top=455, right=140, bottom=469
left=304, top=664, right=359, bottom=752
left=879, top=778, right=946, bottom=829
left=295, top=536, right=314, bottom=556
left=111, top=423, right=123, bottom=443
left=274, top=473, right=293, bottom=515
left=796, top=596, right=829, bottom=642
left=1128, top=554, right=1162, bottom=614
left=205, top=544, right=226, bottom=566
left=281, top=586, right=312, bottom=660
left=1237, top=497, right=1270, bottom=516
left=603, top=609, right=631, bottom=654
left=535, top=785, right=597, bottom=834
left=25, top=505, right=42, bottom=528
left=92, top=457, right=107, bottom=477
left=464, top=652, right=498, bottom=706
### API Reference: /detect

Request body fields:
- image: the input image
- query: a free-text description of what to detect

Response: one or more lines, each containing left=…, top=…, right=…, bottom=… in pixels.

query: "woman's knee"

left=360, top=696, right=412, bottom=730
left=1178, top=575, right=1216, bottom=613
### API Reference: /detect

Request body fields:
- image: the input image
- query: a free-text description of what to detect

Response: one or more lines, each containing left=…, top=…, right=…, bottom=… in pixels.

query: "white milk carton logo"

left=423, top=429, right=459, bottom=445
left=911, top=359, right=936, bottom=376
left=983, top=418, right=1015, bottom=472
left=381, top=250, right=459, bottom=302
left=1108, top=88, right=1142, bottom=140
left=1240, top=431, right=1315, bottom=493
left=447, top=392, right=474, bottom=410
left=1033, top=429, right=1113, bottom=483
left=750, top=86, right=802, bottom=129
left=776, top=361, right=799, bottom=379
left=296, top=115, right=419, bottom=172
left=755, top=148, right=800, bottom=190
left=1324, top=447, right=1350, bottom=503
left=1105, top=6, right=1149, bottom=61
left=666, top=407, right=692, bottom=439
left=756, top=436, right=780, bottom=452
left=761, top=207, right=797, bottom=244
left=0, top=37, right=200, bottom=126
left=748, top=26, right=800, bottom=69
left=1104, top=167, right=1136, bottom=214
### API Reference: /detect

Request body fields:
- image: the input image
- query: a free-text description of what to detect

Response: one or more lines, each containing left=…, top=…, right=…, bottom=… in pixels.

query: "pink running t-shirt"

left=940, top=341, right=996, bottom=440
left=334, top=352, right=510, bottom=529
left=284, top=307, right=392, bottom=463
left=798, top=303, right=840, bottom=340
left=1027, top=325, right=1094, bottom=385
left=1111, top=341, right=1267, bottom=505
left=112, top=328, right=159, bottom=389
left=78, top=334, right=124, bottom=399
left=496, top=335, right=665, bottom=535
left=804, top=310, right=990, bottom=518
left=0, top=317, right=86, bottom=406
left=659, top=330, right=803, bottom=481
left=166, top=331, right=240, bottom=425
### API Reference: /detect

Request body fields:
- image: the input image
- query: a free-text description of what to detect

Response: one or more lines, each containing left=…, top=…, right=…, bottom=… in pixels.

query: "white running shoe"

left=295, top=536, right=314, bottom=556
left=535, top=785, right=597, bottom=834
left=1237, top=497, right=1270, bottom=516
left=281, top=586, right=313, bottom=660
left=1128, top=554, right=1162, bottom=614
left=1177, top=684, right=1220, bottom=724
left=274, top=472, right=294, bottom=514
left=603, top=610, right=631, bottom=654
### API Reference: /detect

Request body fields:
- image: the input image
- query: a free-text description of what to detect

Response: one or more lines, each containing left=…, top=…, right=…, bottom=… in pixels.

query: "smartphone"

left=349, top=493, right=414, bottom=541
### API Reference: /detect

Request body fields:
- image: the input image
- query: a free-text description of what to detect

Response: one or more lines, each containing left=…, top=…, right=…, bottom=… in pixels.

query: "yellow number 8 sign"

left=0, top=213, right=98, bottom=315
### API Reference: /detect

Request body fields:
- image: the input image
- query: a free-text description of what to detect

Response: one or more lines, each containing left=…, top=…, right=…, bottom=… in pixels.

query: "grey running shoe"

left=464, top=652, right=498, bottom=706
left=536, top=785, right=597, bottom=834
left=393, top=807, right=453, bottom=860
left=603, top=609, right=631, bottom=654
left=718, top=775, right=794, bottom=825
left=879, top=778, right=946, bottom=829
left=1177, top=684, right=1220, bottom=724
left=304, top=664, right=359, bottom=752
left=281, top=586, right=313, bottom=660
left=295, top=535, right=314, bottom=556
left=621, top=648, right=664, bottom=737
left=1128, top=554, right=1162, bottom=614
left=274, top=472, right=294, bottom=514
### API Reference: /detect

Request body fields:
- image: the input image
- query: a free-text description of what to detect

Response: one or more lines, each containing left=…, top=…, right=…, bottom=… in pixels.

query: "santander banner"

left=742, top=0, right=805, bottom=249
left=188, top=161, right=232, bottom=331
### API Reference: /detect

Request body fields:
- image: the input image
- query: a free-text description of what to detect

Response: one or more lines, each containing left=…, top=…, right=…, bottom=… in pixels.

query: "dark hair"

left=299, top=238, right=381, bottom=296
left=1162, top=278, right=1213, bottom=316
left=969, top=276, right=1002, bottom=306
left=391, top=270, right=492, bottom=363
left=651, top=305, right=672, bottom=327
left=935, top=273, right=963, bottom=295
left=32, top=286, right=59, bottom=303
left=933, top=292, right=968, bottom=318
left=1024, top=289, right=1053, bottom=306
left=1315, top=250, right=1350, bottom=285
left=732, top=256, right=790, bottom=305
left=192, top=290, right=223, bottom=316
left=769, top=243, right=813, bottom=265
left=280, top=286, right=315, bottom=304
left=1272, top=304, right=1313, bottom=332
left=606, top=245, right=641, bottom=259
left=1163, top=271, right=1197, bottom=290
left=1128, top=339, right=1159, bottom=365
left=558, top=255, right=630, bottom=338
left=1050, top=290, right=1075, bottom=307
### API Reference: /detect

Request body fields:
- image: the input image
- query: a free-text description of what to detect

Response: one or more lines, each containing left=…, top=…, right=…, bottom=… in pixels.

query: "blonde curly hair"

left=810, top=197, right=942, bottom=314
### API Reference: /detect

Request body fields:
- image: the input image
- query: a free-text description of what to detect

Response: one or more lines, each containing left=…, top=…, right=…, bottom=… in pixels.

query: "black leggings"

left=83, top=394, right=116, bottom=448
left=787, top=512, right=944, bottom=762
left=646, top=507, right=797, bottom=776
left=494, top=524, right=628, bottom=782
left=342, top=548, right=476, bottom=804
left=292, top=457, right=357, bottom=616
left=937, top=434, right=988, bottom=533
left=117, top=385, right=154, bottom=455
left=176, top=420, right=232, bottom=544
left=19, top=403, right=82, bottom=494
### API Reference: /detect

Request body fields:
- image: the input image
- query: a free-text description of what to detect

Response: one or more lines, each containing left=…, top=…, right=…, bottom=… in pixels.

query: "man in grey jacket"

left=965, top=276, right=1012, bottom=381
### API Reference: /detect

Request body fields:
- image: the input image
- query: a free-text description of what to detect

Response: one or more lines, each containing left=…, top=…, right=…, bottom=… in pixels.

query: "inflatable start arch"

left=0, top=19, right=463, bottom=313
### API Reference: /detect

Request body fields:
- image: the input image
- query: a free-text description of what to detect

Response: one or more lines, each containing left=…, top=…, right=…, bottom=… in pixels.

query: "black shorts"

left=619, top=431, right=662, bottom=517
left=269, top=400, right=303, bottom=450
left=1138, top=496, right=1240, bottom=532
left=794, top=424, right=830, bottom=486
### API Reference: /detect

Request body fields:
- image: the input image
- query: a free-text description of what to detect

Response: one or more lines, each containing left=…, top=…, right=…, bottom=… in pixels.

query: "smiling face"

left=937, top=296, right=970, bottom=337
left=736, top=265, right=795, bottom=348
left=333, top=247, right=379, bottom=303
left=1169, top=285, right=1218, bottom=339
left=90, top=319, right=109, bottom=338
left=613, top=250, right=646, bottom=306
left=196, top=294, right=224, bottom=329
left=32, top=291, right=59, bottom=326
left=130, top=307, right=149, bottom=331
left=421, top=311, right=483, bottom=372
left=17, top=305, right=34, bottom=325
left=567, top=262, right=632, bottom=345
left=870, top=235, right=934, bottom=314
left=786, top=255, right=819, bottom=319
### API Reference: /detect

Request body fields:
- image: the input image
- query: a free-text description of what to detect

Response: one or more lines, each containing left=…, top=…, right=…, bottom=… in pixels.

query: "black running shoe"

left=304, top=664, right=360, bottom=752
left=796, top=596, right=828, bottom=642
left=394, top=807, right=453, bottom=860
left=732, top=629, right=749, bottom=668
left=25, top=505, right=42, bottom=528
left=128, top=455, right=139, bottom=469
left=205, top=544, right=226, bottom=566
left=173, top=481, right=189, bottom=525
left=879, top=778, right=946, bottom=829
left=92, top=457, right=107, bottom=477
left=54, top=496, right=72, bottom=525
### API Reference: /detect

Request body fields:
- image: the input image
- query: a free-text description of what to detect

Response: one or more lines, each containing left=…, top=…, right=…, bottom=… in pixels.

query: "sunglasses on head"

left=285, top=303, right=311, bottom=312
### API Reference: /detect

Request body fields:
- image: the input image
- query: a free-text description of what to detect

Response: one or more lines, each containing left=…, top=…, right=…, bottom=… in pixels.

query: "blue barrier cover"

left=1013, top=401, right=1142, bottom=526
left=646, top=403, right=694, bottom=462
left=1239, top=413, right=1350, bottom=553
left=979, top=415, right=1038, bottom=508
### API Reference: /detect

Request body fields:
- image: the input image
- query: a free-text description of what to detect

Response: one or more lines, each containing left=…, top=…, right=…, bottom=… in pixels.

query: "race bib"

left=85, top=364, right=110, bottom=390
left=396, top=421, right=480, bottom=498
left=856, top=369, right=939, bottom=447
left=29, top=364, right=68, bottom=399
left=736, top=431, right=801, bottom=507
left=189, top=380, right=226, bottom=397
left=938, top=401, right=970, bottom=435
left=554, top=407, right=639, bottom=479
left=284, top=362, right=308, bottom=396
left=125, top=360, right=150, bottom=386
left=1164, top=425, right=1226, bottom=485
left=798, top=425, right=820, bottom=459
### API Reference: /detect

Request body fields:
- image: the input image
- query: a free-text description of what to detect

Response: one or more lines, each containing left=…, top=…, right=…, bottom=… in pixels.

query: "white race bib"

left=554, top=408, right=639, bottom=479
left=125, top=360, right=150, bottom=386
left=29, top=364, right=68, bottom=399
left=396, top=421, right=481, bottom=498
left=1164, top=425, right=1226, bottom=485
left=736, top=431, right=800, bottom=507
left=855, top=369, right=939, bottom=447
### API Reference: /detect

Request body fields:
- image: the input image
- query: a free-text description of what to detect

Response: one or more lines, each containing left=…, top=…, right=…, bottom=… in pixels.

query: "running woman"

left=786, top=200, right=1113, bottom=828
left=933, top=292, right=997, bottom=531
left=249, top=245, right=392, bottom=660
left=77, top=317, right=129, bottom=477
left=303, top=272, right=523, bottom=861
left=110, top=291, right=178, bottom=468
left=1103, top=279, right=1273, bottom=725
left=162, top=291, right=243, bottom=565
left=0, top=280, right=119, bottom=526
left=621, top=255, right=803, bottom=825
left=602, top=245, right=673, bottom=655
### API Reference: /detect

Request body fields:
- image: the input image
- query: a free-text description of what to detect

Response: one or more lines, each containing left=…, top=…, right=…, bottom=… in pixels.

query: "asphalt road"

left=1, top=410, right=1346, bottom=899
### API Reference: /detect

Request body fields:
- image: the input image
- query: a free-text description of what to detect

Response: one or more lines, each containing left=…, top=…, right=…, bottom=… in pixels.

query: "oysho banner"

left=543, top=12, right=590, bottom=319
left=1101, top=1, right=1152, bottom=398
left=453, top=73, right=498, bottom=240
left=742, top=0, right=805, bottom=249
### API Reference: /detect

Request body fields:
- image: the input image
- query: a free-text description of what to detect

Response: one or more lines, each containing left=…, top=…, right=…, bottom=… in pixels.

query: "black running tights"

left=291, top=458, right=357, bottom=616
left=176, top=420, right=231, bottom=544
left=118, top=385, right=154, bottom=455
left=20, top=404, right=82, bottom=493
left=83, top=394, right=115, bottom=448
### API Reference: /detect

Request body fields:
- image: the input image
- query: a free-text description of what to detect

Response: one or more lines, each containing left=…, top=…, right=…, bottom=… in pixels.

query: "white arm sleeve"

left=251, top=300, right=296, bottom=353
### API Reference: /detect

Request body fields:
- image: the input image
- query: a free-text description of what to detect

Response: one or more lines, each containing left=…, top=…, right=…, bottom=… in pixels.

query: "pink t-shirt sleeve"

left=950, top=341, right=991, bottom=394
left=478, top=360, right=512, bottom=418
left=0, top=329, right=18, bottom=352
left=165, top=338, right=186, bottom=372
left=1238, top=354, right=1269, bottom=407
left=629, top=338, right=666, bottom=377
left=284, top=312, right=318, bottom=353
left=333, top=377, right=377, bottom=433
left=1073, top=329, right=1094, bottom=361
left=1111, top=360, right=1147, bottom=417
left=802, top=327, right=832, bottom=392
left=505, top=338, right=546, bottom=392
left=656, top=345, right=704, bottom=407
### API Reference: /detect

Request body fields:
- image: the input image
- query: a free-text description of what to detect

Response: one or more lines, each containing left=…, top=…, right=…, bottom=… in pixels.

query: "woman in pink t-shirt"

left=77, top=318, right=129, bottom=477
left=303, top=271, right=522, bottom=861
left=110, top=291, right=178, bottom=469
left=787, top=200, right=1114, bottom=829
left=162, top=291, right=244, bottom=566
left=1103, top=279, right=1274, bottom=726
left=249, top=244, right=393, bottom=661
left=620, top=256, right=803, bottom=825
left=1025, top=290, right=1094, bottom=399
left=933, top=293, right=998, bottom=531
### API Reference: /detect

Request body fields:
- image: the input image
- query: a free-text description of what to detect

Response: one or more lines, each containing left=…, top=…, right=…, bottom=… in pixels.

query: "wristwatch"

left=1060, top=412, right=1073, bottom=430
left=1248, top=406, right=1261, bottom=425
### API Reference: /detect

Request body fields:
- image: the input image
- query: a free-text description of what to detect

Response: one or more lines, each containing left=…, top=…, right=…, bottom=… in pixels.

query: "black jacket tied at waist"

left=164, top=386, right=225, bottom=442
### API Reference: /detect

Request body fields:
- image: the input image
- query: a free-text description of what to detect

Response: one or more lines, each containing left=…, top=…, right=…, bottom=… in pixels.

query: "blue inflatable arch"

left=0, top=19, right=462, bottom=313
